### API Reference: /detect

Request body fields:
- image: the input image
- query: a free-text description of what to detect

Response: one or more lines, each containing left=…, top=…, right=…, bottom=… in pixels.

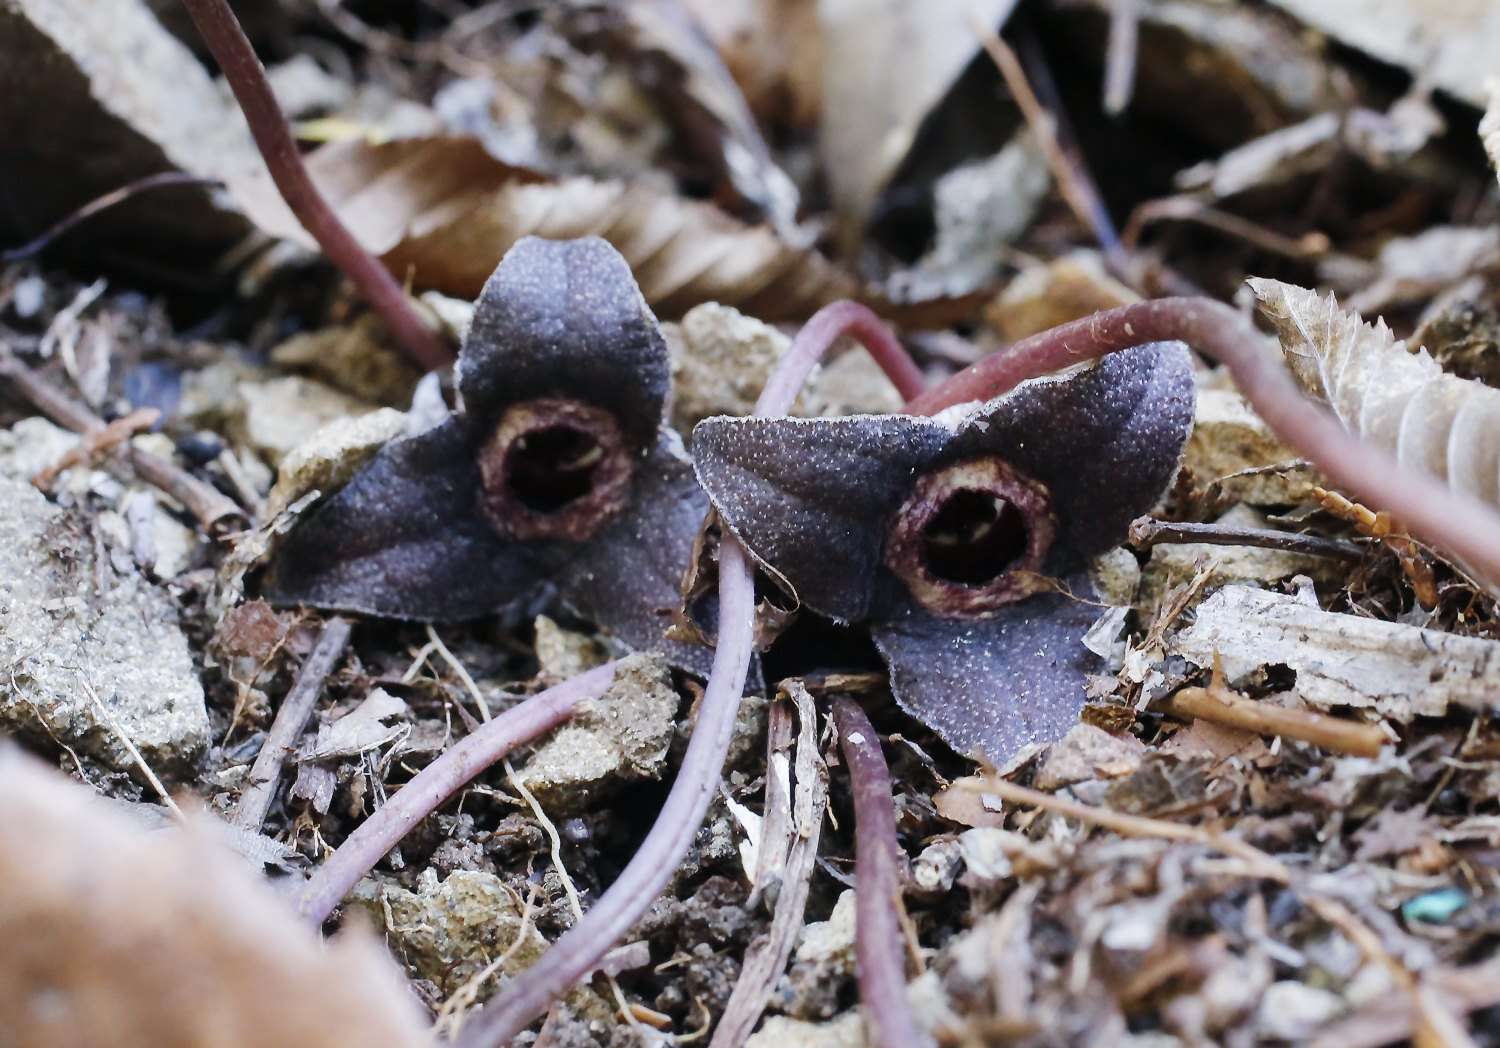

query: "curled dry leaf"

left=1250, top=278, right=1500, bottom=512
left=230, top=134, right=855, bottom=322
left=0, top=748, right=430, bottom=1048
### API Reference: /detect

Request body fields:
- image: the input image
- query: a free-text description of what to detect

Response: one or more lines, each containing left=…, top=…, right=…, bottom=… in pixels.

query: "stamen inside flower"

left=885, top=456, right=1057, bottom=616
left=478, top=398, right=634, bottom=541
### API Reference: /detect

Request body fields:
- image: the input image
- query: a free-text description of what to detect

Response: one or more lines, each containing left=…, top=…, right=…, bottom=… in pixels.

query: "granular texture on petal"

left=459, top=236, right=671, bottom=449
left=872, top=577, right=1101, bottom=763
left=950, top=341, right=1195, bottom=568
left=261, top=419, right=556, bottom=620
left=691, top=414, right=952, bottom=621
left=556, top=431, right=721, bottom=678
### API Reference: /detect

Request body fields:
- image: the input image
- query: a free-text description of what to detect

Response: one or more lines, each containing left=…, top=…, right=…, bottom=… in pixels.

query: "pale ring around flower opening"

left=883, top=455, right=1058, bottom=617
left=477, top=397, right=635, bottom=542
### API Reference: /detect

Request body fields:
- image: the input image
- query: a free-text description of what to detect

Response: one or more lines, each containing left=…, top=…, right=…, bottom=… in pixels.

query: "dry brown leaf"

left=681, top=0, right=823, bottom=129
left=230, top=135, right=856, bottom=322
left=818, top=0, right=1020, bottom=246
left=0, top=748, right=431, bottom=1048
left=1265, top=0, right=1500, bottom=108
left=1250, top=277, right=1500, bottom=510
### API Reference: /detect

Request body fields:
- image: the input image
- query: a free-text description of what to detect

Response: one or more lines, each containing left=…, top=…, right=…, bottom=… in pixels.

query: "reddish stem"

left=298, top=662, right=616, bottom=925
left=179, top=0, right=453, bottom=372
left=831, top=697, right=926, bottom=1048
left=906, top=297, right=1500, bottom=587
left=458, top=543, right=756, bottom=1045
left=458, top=300, right=914, bottom=1043
left=757, top=301, right=926, bottom=415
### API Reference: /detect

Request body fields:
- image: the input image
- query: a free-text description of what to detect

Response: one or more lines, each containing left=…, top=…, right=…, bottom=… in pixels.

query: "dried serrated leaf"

left=1250, top=277, right=1500, bottom=508
left=0, top=748, right=430, bottom=1048
left=230, top=135, right=854, bottom=321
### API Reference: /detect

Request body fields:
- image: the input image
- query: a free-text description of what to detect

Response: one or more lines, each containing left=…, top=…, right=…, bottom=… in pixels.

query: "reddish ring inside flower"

left=478, top=397, right=634, bottom=542
left=884, top=456, right=1057, bottom=617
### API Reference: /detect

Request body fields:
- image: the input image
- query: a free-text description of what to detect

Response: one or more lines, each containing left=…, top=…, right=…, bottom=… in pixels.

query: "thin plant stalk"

left=458, top=297, right=929, bottom=1044
left=179, top=0, right=453, bottom=372
left=831, top=697, right=926, bottom=1048
left=456, top=542, right=756, bottom=1045
left=298, top=662, right=617, bottom=925
left=757, top=301, right=926, bottom=413
left=904, top=297, right=1500, bottom=587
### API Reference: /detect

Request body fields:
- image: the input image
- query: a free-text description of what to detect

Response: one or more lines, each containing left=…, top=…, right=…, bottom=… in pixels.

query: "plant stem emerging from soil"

left=460, top=296, right=928, bottom=1044
left=178, top=0, right=453, bottom=372
left=298, top=662, right=616, bottom=925
left=832, top=697, right=927, bottom=1048
left=758, top=301, right=927, bottom=412
left=904, top=297, right=1500, bottom=587
left=235, top=616, right=352, bottom=832
left=458, top=544, right=756, bottom=1045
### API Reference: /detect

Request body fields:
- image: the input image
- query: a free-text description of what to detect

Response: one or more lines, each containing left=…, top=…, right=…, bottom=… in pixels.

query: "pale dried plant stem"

left=80, top=677, right=184, bottom=821
left=298, top=662, right=617, bottom=925
left=0, top=346, right=243, bottom=532
left=832, top=697, right=927, bottom=1048
left=905, top=297, right=1500, bottom=587
left=178, top=0, right=452, bottom=372
left=235, top=617, right=352, bottom=832
left=1154, top=685, right=1387, bottom=758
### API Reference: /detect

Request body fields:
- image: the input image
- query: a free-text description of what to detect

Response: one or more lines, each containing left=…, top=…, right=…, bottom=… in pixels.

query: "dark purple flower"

left=691, top=343, right=1195, bottom=761
left=262, top=236, right=713, bottom=673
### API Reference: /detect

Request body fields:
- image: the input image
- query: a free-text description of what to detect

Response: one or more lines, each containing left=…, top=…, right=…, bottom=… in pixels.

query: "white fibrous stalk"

left=1250, top=277, right=1500, bottom=510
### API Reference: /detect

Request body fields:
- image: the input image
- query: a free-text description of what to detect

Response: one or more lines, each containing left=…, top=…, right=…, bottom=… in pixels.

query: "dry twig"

left=235, top=617, right=353, bottom=832
left=0, top=346, right=243, bottom=533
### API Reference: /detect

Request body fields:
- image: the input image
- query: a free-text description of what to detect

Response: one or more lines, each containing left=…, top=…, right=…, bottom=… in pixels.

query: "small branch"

left=971, top=17, right=1124, bottom=267
left=1122, top=196, right=1330, bottom=260
left=235, top=617, right=353, bottom=832
left=904, top=297, right=1500, bottom=590
left=299, top=662, right=618, bottom=924
left=0, top=173, right=221, bottom=264
left=178, top=0, right=453, bottom=372
left=1153, top=685, right=1387, bottom=758
left=1128, top=515, right=1363, bottom=562
left=757, top=301, right=926, bottom=415
left=32, top=407, right=160, bottom=491
left=0, top=346, right=243, bottom=533
left=831, top=697, right=926, bottom=1048
left=967, top=774, right=1289, bottom=881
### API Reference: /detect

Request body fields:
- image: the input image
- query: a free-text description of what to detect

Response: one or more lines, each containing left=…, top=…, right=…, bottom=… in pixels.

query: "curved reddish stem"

left=906, top=297, right=1500, bottom=587
left=459, top=298, right=922, bottom=1044
left=179, top=0, right=453, bottom=372
left=756, top=301, right=926, bottom=415
left=831, top=697, right=926, bottom=1048
left=458, top=543, right=756, bottom=1045
left=298, top=663, right=616, bottom=925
